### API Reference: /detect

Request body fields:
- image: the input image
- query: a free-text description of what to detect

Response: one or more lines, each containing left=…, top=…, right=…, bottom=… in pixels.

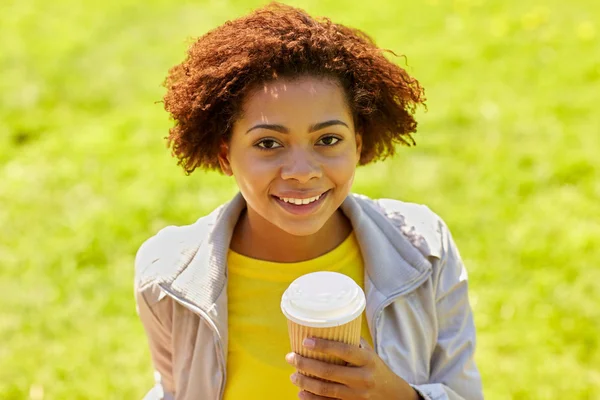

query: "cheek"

left=230, top=150, right=277, bottom=193
left=234, top=154, right=280, bottom=178
left=324, top=153, right=358, bottom=186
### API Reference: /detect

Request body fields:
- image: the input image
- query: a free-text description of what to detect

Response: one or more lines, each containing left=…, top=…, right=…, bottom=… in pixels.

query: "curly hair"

left=163, top=2, right=426, bottom=174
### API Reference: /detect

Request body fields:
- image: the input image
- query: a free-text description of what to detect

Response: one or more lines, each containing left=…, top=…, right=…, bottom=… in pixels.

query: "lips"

left=277, top=193, right=323, bottom=205
left=272, top=190, right=330, bottom=216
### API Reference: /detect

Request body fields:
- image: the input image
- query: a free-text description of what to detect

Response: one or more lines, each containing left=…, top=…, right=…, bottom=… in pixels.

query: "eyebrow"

left=245, top=119, right=349, bottom=134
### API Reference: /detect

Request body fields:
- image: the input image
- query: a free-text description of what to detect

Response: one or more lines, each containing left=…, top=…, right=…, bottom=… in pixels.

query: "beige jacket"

left=134, top=193, right=483, bottom=399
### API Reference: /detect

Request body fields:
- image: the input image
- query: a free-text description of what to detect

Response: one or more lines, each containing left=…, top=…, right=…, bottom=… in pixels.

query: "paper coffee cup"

left=281, top=271, right=366, bottom=367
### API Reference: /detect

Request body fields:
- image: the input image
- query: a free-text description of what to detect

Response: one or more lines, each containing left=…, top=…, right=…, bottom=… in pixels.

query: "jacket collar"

left=162, top=192, right=432, bottom=317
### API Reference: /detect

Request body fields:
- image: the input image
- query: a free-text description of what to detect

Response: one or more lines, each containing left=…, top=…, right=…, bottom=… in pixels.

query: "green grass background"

left=1, top=0, right=599, bottom=398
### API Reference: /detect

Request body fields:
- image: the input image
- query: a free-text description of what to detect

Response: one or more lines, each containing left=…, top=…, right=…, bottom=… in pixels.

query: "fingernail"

left=303, top=338, right=315, bottom=348
left=290, top=372, right=298, bottom=384
left=285, top=353, right=295, bottom=363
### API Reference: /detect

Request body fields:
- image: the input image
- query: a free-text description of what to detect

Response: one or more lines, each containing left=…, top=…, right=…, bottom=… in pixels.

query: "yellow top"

left=223, top=232, right=372, bottom=399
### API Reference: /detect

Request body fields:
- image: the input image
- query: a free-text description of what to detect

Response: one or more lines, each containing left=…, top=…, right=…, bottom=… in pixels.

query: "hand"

left=285, top=337, right=420, bottom=400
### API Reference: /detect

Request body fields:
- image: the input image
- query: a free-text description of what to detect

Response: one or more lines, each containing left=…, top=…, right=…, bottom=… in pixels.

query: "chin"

left=274, top=219, right=328, bottom=237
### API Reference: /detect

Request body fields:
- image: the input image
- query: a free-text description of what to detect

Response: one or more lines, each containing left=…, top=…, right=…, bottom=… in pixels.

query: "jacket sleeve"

left=135, top=237, right=176, bottom=400
left=411, top=220, right=484, bottom=400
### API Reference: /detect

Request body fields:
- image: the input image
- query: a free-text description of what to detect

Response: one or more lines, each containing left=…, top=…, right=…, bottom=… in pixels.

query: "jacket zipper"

left=159, top=284, right=227, bottom=400
left=371, top=269, right=431, bottom=352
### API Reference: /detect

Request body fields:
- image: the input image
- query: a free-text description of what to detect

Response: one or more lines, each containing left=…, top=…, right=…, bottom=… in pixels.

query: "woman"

left=134, top=3, right=483, bottom=400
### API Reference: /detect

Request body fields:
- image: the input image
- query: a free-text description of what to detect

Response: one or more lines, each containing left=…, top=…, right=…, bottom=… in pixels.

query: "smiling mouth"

left=275, top=193, right=324, bottom=205
left=271, top=190, right=331, bottom=214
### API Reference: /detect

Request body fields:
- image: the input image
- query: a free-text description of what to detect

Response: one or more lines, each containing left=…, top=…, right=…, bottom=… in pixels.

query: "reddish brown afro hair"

left=163, top=2, right=426, bottom=174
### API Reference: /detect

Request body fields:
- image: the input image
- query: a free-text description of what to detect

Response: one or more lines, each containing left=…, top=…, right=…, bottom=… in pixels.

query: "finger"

left=303, top=337, right=372, bottom=366
left=286, top=352, right=366, bottom=386
left=291, top=372, right=352, bottom=399
left=298, top=390, right=338, bottom=400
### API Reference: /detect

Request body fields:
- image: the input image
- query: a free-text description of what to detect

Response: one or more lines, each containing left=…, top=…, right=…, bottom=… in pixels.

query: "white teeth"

left=279, top=194, right=322, bottom=205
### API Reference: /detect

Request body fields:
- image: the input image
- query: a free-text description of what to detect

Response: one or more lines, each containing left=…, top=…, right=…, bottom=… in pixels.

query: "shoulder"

left=351, top=194, right=448, bottom=260
left=134, top=202, right=228, bottom=292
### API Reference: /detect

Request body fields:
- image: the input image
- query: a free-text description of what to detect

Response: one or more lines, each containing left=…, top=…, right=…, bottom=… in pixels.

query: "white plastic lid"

left=280, top=271, right=366, bottom=328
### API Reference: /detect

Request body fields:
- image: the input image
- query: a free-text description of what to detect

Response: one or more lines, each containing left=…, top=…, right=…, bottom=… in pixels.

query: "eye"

left=316, top=135, right=341, bottom=146
left=256, top=139, right=282, bottom=150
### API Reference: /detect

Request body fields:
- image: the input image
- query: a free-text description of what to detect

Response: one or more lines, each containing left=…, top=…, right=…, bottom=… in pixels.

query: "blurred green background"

left=1, top=0, right=599, bottom=398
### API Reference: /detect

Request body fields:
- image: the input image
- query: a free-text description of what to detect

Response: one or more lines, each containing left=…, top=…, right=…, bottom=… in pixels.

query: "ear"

left=355, top=131, right=363, bottom=163
left=217, top=141, right=233, bottom=176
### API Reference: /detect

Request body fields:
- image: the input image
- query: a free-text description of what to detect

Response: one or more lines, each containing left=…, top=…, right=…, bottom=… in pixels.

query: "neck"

left=230, top=207, right=352, bottom=263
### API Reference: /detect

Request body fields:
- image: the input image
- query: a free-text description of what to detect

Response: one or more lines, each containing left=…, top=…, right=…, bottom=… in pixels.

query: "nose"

left=280, top=147, right=322, bottom=183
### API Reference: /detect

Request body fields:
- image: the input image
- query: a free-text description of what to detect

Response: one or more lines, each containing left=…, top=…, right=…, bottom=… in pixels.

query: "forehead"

left=238, top=76, right=352, bottom=123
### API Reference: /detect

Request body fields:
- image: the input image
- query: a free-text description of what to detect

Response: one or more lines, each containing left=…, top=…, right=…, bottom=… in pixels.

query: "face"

left=218, top=75, right=362, bottom=237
